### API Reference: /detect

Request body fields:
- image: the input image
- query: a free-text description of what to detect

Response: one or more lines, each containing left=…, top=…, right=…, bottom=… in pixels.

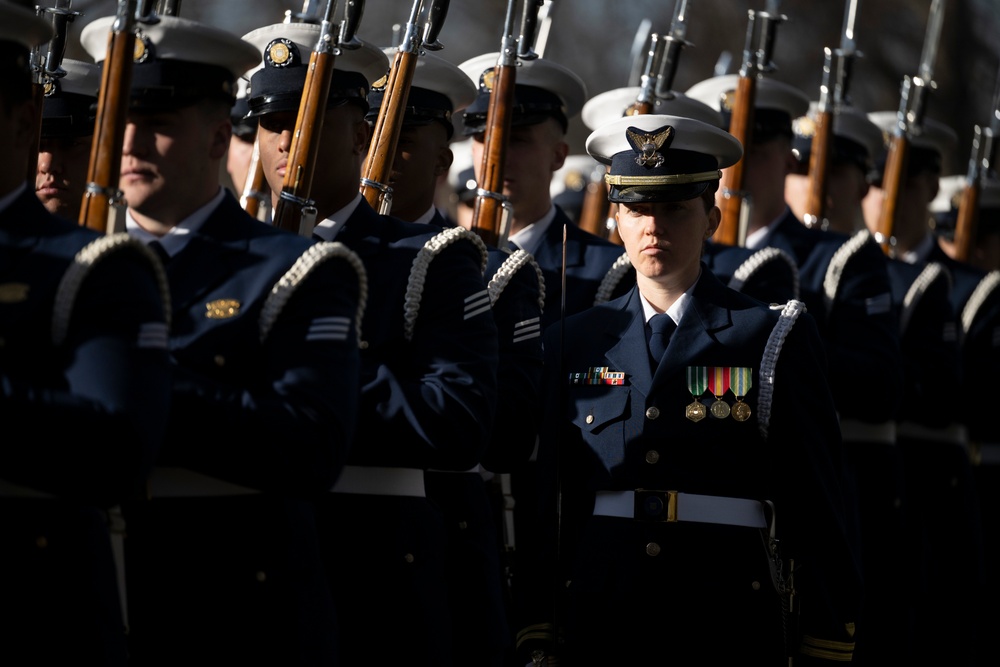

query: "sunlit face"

left=470, top=118, right=566, bottom=210
left=120, top=104, right=226, bottom=223
left=616, top=195, right=719, bottom=291
left=36, top=134, right=92, bottom=218
left=256, top=104, right=368, bottom=213
left=785, top=161, right=869, bottom=234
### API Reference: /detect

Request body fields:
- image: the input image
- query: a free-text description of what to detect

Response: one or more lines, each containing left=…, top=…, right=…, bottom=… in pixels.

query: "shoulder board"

left=404, top=227, right=489, bottom=342
left=259, top=241, right=367, bottom=346
left=52, top=233, right=171, bottom=347
left=729, top=246, right=800, bottom=300
left=757, top=299, right=806, bottom=440
left=488, top=249, right=545, bottom=310
left=899, top=262, right=948, bottom=337
left=593, top=251, right=633, bottom=305
left=962, top=269, right=1000, bottom=335
left=822, top=229, right=873, bottom=316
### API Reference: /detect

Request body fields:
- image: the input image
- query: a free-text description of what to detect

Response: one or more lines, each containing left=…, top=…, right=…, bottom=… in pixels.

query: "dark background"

left=43, top=0, right=1000, bottom=177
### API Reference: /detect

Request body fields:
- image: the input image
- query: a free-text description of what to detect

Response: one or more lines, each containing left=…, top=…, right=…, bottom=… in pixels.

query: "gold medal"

left=710, top=398, right=731, bottom=419
left=685, top=401, right=706, bottom=422
left=732, top=399, right=752, bottom=422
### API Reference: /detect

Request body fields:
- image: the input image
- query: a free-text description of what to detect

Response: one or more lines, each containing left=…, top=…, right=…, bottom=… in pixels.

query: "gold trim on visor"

left=604, top=169, right=722, bottom=187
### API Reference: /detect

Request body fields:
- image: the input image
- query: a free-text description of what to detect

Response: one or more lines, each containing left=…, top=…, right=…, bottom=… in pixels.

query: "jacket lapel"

left=604, top=288, right=653, bottom=396
left=656, top=269, right=736, bottom=384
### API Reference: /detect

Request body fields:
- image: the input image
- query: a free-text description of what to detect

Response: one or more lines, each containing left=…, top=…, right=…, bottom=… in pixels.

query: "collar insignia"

left=205, top=299, right=241, bottom=319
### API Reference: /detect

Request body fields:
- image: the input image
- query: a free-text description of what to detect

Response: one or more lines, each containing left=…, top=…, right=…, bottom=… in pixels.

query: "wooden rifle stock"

left=874, top=133, right=908, bottom=256
left=803, top=106, right=833, bottom=227
left=79, top=2, right=137, bottom=233
left=360, top=48, right=418, bottom=213
left=271, top=40, right=336, bottom=234
left=716, top=75, right=756, bottom=246
left=952, top=180, right=979, bottom=263
left=470, top=62, right=516, bottom=247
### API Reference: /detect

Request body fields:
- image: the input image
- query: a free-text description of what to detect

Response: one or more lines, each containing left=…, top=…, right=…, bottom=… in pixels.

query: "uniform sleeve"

left=823, top=238, right=904, bottom=423
left=164, top=246, right=363, bottom=494
left=765, top=311, right=864, bottom=665
left=0, top=248, right=171, bottom=506
left=353, top=237, right=499, bottom=471
left=480, top=259, right=544, bottom=472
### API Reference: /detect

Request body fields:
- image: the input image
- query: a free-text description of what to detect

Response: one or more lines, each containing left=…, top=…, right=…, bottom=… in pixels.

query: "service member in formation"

left=243, top=21, right=499, bottom=666
left=80, top=14, right=366, bottom=665
left=865, top=111, right=990, bottom=667
left=0, top=4, right=171, bottom=664
left=580, top=84, right=799, bottom=306
left=515, top=113, right=862, bottom=665
left=458, top=51, right=632, bottom=328
left=34, top=59, right=101, bottom=219
left=787, top=102, right=956, bottom=664
left=364, top=49, right=545, bottom=665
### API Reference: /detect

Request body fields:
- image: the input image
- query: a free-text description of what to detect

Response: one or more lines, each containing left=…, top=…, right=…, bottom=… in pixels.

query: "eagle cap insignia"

left=626, top=125, right=674, bottom=168
left=205, top=299, right=241, bottom=319
left=265, top=38, right=297, bottom=68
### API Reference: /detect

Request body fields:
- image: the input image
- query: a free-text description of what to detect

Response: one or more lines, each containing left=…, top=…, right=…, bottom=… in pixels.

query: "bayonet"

left=338, top=0, right=365, bottom=50
left=285, top=0, right=321, bottom=24
left=533, top=0, right=555, bottom=58
left=153, top=0, right=180, bottom=16
left=627, top=18, right=652, bottom=87
left=516, top=0, right=543, bottom=60
left=629, top=33, right=664, bottom=115
left=655, top=0, right=692, bottom=97
left=422, top=0, right=449, bottom=51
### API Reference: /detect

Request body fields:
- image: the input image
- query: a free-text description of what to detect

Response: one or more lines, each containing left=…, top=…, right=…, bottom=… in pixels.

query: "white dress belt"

left=330, top=465, right=426, bottom=498
left=147, top=467, right=260, bottom=498
left=593, top=490, right=768, bottom=528
left=896, top=421, right=967, bottom=447
left=839, top=419, right=896, bottom=445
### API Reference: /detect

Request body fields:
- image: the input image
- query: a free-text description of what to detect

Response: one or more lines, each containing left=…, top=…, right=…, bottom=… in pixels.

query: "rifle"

left=715, top=0, right=786, bottom=247
left=803, top=0, right=861, bottom=229
left=874, top=0, right=946, bottom=256
left=654, top=0, right=691, bottom=99
left=359, top=0, right=449, bottom=214
left=153, top=0, right=180, bottom=15
left=469, top=0, right=542, bottom=248
left=27, top=1, right=80, bottom=184
left=271, top=0, right=366, bottom=236
left=79, top=0, right=158, bottom=233
left=953, top=65, right=1000, bottom=262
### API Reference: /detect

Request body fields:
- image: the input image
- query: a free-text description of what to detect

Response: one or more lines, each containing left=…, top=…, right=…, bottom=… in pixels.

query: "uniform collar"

left=508, top=204, right=556, bottom=255
left=313, top=193, right=362, bottom=242
left=126, top=187, right=225, bottom=257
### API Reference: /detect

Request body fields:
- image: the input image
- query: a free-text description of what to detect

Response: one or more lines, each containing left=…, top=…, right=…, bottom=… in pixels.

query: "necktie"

left=647, top=313, right=676, bottom=370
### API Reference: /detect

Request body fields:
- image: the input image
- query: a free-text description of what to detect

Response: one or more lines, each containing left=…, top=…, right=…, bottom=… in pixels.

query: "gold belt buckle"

left=634, top=489, right=679, bottom=522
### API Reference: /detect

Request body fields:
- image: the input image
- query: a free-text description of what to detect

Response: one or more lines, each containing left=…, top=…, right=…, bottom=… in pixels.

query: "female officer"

left=515, top=114, right=862, bottom=666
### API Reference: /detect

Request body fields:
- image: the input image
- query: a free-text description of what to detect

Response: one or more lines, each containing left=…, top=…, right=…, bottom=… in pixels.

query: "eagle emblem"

left=626, top=125, right=674, bottom=168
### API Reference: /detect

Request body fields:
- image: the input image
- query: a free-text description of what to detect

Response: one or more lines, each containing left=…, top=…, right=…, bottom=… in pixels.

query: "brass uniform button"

left=35, top=536, right=47, bottom=549
left=214, top=355, right=225, bottom=367
left=255, top=571, right=267, bottom=582
left=586, top=414, right=594, bottom=424
left=645, top=450, right=660, bottom=464
left=645, top=542, right=661, bottom=557
left=645, top=406, right=660, bottom=420
left=404, top=553, right=415, bottom=563
left=751, top=580, right=761, bottom=591
left=458, top=521, right=468, bottom=530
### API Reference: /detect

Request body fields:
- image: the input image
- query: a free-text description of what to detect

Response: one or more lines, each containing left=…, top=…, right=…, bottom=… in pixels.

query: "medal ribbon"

left=686, top=366, right=708, bottom=396
left=707, top=366, right=731, bottom=397
left=730, top=367, right=752, bottom=397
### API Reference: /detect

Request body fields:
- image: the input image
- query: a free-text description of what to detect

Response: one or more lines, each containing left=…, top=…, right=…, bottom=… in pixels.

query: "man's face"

left=784, top=161, right=869, bottom=234
left=256, top=104, right=367, bottom=208
left=470, top=119, right=566, bottom=207
left=120, top=104, right=222, bottom=219
left=36, top=134, right=92, bottom=217
left=388, top=121, right=451, bottom=218
left=739, top=137, right=796, bottom=215
left=616, top=196, right=719, bottom=291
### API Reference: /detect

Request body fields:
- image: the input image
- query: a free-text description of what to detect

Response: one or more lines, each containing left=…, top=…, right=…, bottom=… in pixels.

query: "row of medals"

left=686, top=394, right=752, bottom=422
